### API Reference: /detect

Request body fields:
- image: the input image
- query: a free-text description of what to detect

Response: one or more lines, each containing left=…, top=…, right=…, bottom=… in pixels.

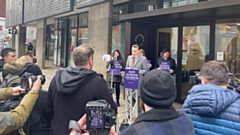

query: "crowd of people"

left=0, top=43, right=239, bottom=135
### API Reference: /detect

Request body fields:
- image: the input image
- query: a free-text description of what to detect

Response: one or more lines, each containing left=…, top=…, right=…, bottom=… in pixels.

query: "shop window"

left=68, top=15, right=78, bottom=28
left=181, top=25, right=210, bottom=100
left=215, top=23, right=240, bottom=74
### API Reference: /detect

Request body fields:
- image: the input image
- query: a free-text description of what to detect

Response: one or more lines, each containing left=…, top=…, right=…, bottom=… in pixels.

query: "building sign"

left=124, top=69, right=139, bottom=89
left=135, top=34, right=145, bottom=47
left=5, top=0, right=23, bottom=27
left=9, top=29, right=18, bottom=34
left=24, top=0, right=73, bottom=23
left=76, top=0, right=106, bottom=8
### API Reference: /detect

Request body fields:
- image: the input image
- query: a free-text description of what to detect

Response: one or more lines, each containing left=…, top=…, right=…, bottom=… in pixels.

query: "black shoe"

left=117, top=102, right=120, bottom=107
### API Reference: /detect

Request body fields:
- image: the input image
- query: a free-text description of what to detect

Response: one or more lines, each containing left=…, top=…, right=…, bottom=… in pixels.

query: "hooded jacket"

left=183, top=84, right=240, bottom=134
left=47, top=66, right=117, bottom=135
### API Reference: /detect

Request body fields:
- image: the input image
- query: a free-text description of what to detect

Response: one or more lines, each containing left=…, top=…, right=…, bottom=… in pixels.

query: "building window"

left=78, top=12, right=88, bottom=46
left=215, top=23, right=240, bottom=74
left=53, top=13, right=89, bottom=67
left=112, top=23, right=126, bottom=60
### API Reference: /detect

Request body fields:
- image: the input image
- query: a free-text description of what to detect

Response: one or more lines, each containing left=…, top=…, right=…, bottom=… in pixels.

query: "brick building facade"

left=0, top=0, right=6, bottom=17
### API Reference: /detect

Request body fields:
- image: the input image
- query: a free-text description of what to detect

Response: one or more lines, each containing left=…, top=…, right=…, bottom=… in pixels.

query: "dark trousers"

left=112, top=82, right=120, bottom=103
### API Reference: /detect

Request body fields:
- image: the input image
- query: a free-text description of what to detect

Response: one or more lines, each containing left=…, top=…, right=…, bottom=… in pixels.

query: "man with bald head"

left=47, top=44, right=117, bottom=135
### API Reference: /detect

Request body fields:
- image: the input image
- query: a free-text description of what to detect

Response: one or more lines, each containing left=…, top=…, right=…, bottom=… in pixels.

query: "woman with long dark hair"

left=107, top=49, right=124, bottom=107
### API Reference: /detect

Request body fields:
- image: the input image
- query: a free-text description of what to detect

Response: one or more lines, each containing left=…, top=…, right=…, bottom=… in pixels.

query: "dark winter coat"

left=183, top=84, right=240, bottom=135
left=107, top=59, right=125, bottom=82
left=47, top=66, right=117, bottom=135
left=154, top=57, right=177, bottom=75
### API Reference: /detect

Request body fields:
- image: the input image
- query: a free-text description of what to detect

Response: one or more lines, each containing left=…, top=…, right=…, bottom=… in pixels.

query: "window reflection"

left=215, top=23, right=240, bottom=74
left=112, top=23, right=126, bottom=60
left=182, top=25, right=210, bottom=100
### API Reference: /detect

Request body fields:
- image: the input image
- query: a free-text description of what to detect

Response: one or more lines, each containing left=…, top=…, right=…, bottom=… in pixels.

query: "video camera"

left=189, top=71, right=240, bottom=93
left=86, top=100, right=116, bottom=135
left=20, top=72, right=46, bottom=92
left=189, top=71, right=201, bottom=84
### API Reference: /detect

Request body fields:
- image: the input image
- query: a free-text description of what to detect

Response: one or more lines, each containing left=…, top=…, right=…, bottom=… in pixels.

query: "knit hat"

left=19, top=63, right=42, bottom=76
left=140, top=69, right=176, bottom=108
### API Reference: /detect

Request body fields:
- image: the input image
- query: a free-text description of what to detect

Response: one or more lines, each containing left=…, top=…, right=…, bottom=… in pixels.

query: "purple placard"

left=110, top=61, right=121, bottom=75
left=147, top=60, right=151, bottom=72
left=159, top=61, right=170, bottom=73
left=124, top=69, right=139, bottom=89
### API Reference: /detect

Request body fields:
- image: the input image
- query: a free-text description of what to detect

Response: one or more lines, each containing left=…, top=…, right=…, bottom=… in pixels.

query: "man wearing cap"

left=120, top=69, right=195, bottom=135
left=155, top=48, right=176, bottom=75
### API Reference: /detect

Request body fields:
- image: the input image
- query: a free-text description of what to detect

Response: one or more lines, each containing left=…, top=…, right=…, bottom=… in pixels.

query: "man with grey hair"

left=47, top=44, right=117, bottom=135
left=126, top=44, right=147, bottom=114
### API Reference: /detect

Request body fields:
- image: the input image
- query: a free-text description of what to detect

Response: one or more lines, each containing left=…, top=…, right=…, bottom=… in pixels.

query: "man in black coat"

left=47, top=44, right=117, bottom=135
left=155, top=48, right=177, bottom=75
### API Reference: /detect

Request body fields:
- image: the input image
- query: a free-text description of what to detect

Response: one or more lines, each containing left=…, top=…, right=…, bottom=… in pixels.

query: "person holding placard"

left=107, top=49, right=125, bottom=107
left=155, top=48, right=176, bottom=75
left=139, top=49, right=152, bottom=72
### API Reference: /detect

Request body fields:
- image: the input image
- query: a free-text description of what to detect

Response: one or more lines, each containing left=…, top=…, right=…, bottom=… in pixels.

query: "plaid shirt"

left=120, top=109, right=195, bottom=135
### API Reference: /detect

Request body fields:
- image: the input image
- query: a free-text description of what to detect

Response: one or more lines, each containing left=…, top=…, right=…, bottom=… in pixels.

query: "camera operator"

left=0, top=77, right=42, bottom=134
left=183, top=61, right=240, bottom=134
left=47, top=44, right=117, bottom=135
left=69, top=115, right=117, bottom=135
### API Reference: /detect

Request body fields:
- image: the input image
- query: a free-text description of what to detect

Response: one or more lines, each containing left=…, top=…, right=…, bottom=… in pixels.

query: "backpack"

left=0, top=76, right=21, bottom=112
left=0, top=75, right=21, bottom=88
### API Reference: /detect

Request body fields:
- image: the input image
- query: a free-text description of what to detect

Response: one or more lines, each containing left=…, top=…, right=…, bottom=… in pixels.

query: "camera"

left=86, top=100, right=116, bottom=135
left=189, top=71, right=201, bottom=84
left=33, top=58, right=38, bottom=64
left=106, top=60, right=115, bottom=73
left=20, top=72, right=46, bottom=91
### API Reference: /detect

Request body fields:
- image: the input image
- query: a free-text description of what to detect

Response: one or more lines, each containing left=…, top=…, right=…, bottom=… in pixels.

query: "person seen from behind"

left=47, top=44, right=117, bottom=135
left=120, top=69, right=195, bottom=135
left=183, top=60, right=240, bottom=135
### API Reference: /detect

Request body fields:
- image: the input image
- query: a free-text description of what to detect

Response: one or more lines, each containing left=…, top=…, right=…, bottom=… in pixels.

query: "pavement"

left=41, top=60, right=183, bottom=125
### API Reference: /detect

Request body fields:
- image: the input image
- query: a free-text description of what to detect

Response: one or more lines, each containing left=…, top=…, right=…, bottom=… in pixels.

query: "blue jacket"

left=183, top=84, right=240, bottom=134
left=120, top=108, right=195, bottom=135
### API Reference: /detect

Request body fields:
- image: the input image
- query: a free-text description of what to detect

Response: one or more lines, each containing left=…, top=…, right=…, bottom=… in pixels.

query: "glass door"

left=215, top=22, right=240, bottom=75
left=181, top=25, right=210, bottom=100
left=157, top=27, right=179, bottom=80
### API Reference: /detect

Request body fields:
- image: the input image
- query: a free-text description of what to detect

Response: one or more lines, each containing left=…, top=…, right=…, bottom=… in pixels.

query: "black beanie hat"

left=19, top=63, right=43, bottom=76
left=140, top=69, right=176, bottom=108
